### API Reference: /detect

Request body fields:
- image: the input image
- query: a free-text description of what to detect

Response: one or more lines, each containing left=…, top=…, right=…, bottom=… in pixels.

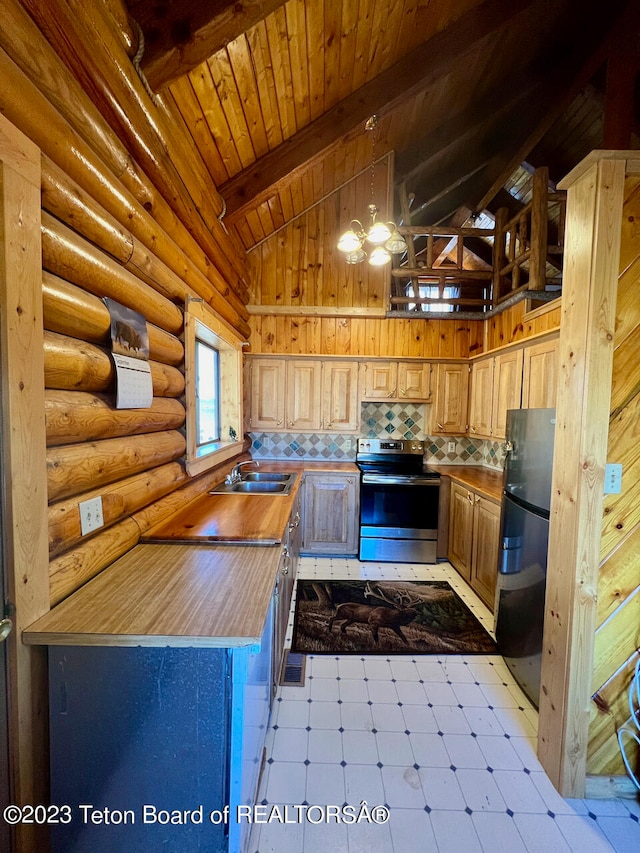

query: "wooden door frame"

left=0, top=114, right=50, bottom=851
left=537, top=151, right=638, bottom=797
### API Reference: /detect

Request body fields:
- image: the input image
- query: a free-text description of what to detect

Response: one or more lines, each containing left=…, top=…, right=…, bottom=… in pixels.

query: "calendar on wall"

left=105, top=298, right=153, bottom=409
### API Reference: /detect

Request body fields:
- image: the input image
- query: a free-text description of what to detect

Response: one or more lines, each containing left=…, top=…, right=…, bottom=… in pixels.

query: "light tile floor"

left=250, top=558, right=640, bottom=853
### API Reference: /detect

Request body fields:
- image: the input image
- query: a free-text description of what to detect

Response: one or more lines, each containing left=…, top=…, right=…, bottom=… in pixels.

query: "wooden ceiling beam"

left=129, top=0, right=288, bottom=91
left=219, top=0, right=537, bottom=215
left=418, top=0, right=629, bottom=225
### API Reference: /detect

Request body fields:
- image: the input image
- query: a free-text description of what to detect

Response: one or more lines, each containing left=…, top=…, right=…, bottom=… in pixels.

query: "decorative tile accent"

left=360, top=402, right=425, bottom=439
left=250, top=432, right=357, bottom=460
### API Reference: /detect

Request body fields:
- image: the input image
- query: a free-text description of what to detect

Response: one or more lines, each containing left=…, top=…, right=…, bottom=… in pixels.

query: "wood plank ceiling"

left=128, top=0, right=638, bottom=254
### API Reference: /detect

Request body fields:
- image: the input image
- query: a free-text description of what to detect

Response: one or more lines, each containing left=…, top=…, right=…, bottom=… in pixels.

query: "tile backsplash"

left=250, top=402, right=505, bottom=469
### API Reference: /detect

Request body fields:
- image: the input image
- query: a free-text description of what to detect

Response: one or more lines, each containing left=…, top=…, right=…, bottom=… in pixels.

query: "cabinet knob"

left=467, top=492, right=473, bottom=504
left=436, top=422, right=444, bottom=431
left=277, top=419, right=283, bottom=426
left=326, top=422, right=332, bottom=429
left=475, top=495, right=480, bottom=504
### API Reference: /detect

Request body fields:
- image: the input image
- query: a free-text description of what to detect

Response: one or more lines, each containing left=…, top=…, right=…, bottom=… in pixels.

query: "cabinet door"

left=286, top=360, right=322, bottom=431
left=398, top=362, right=432, bottom=401
left=491, top=349, right=524, bottom=439
left=322, top=361, right=359, bottom=431
left=522, top=338, right=559, bottom=409
left=469, top=359, right=493, bottom=438
left=448, top=482, right=474, bottom=580
left=471, top=495, right=501, bottom=611
left=433, top=363, right=469, bottom=434
left=302, top=473, right=359, bottom=554
left=361, top=361, right=398, bottom=399
left=250, top=359, right=286, bottom=431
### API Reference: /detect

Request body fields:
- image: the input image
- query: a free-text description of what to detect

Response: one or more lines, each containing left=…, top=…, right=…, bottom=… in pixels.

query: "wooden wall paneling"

left=591, top=588, right=640, bottom=697
left=599, top=397, right=640, bottom=558
left=335, top=318, right=352, bottom=356
left=537, top=157, right=625, bottom=798
left=285, top=0, right=311, bottom=129
left=48, top=518, right=141, bottom=607
left=589, top=651, right=640, bottom=776
left=45, top=391, right=186, bottom=446
left=48, top=462, right=187, bottom=558
left=247, top=21, right=284, bottom=151
left=46, top=430, right=187, bottom=503
left=597, top=521, right=640, bottom=626
left=264, top=8, right=297, bottom=140
left=226, top=36, right=269, bottom=161
left=186, top=62, right=241, bottom=178
left=0, top=113, right=49, bottom=852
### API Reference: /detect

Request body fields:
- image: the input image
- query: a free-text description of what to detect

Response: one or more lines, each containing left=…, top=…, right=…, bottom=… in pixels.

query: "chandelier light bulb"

left=366, top=220, right=392, bottom=245
left=344, top=248, right=367, bottom=264
left=368, top=246, right=391, bottom=266
left=337, top=228, right=363, bottom=253
left=385, top=226, right=408, bottom=254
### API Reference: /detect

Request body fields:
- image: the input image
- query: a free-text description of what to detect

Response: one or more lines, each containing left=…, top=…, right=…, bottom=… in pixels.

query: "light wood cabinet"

left=286, top=360, right=322, bottom=431
left=322, top=361, right=359, bottom=431
left=250, top=357, right=359, bottom=433
left=491, top=349, right=523, bottom=438
left=468, top=349, right=523, bottom=439
left=448, top=481, right=500, bottom=611
left=469, top=359, right=494, bottom=438
left=448, top=481, right=474, bottom=580
left=432, top=363, right=469, bottom=434
left=522, top=337, right=559, bottom=408
left=301, top=472, right=359, bottom=554
left=250, top=358, right=286, bottom=430
left=471, top=494, right=501, bottom=609
left=360, top=360, right=432, bottom=401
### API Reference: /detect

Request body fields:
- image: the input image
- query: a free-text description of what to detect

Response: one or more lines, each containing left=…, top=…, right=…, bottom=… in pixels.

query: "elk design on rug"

left=292, top=579, right=497, bottom=656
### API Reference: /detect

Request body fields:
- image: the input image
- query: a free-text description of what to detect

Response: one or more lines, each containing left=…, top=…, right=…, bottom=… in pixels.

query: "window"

left=406, top=284, right=460, bottom=312
left=185, top=298, right=243, bottom=476
left=195, top=339, right=220, bottom=447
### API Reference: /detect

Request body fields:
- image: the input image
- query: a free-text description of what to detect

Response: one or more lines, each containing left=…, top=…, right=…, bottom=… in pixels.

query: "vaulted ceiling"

left=127, top=0, right=639, bottom=253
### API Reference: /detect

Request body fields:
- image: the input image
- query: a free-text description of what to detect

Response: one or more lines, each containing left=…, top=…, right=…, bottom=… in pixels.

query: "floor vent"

left=280, top=651, right=306, bottom=686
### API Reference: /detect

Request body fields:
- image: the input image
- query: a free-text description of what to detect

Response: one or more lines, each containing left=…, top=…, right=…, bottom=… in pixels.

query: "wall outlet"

left=447, top=441, right=456, bottom=453
left=604, top=463, right=622, bottom=494
left=344, top=438, right=352, bottom=451
left=79, top=496, right=104, bottom=535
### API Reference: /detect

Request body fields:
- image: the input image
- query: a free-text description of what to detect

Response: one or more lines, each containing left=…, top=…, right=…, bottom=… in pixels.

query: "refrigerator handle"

left=499, top=536, right=522, bottom=574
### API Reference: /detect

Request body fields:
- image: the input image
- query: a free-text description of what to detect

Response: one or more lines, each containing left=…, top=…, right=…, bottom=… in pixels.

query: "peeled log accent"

left=41, top=158, right=251, bottom=337
left=42, top=272, right=184, bottom=366
left=47, top=430, right=186, bottom=503
left=44, top=331, right=185, bottom=397
left=0, top=39, right=250, bottom=336
left=41, top=212, right=183, bottom=335
left=22, top=0, right=250, bottom=301
left=49, top=518, right=140, bottom=605
left=48, top=462, right=186, bottom=557
left=45, top=391, right=186, bottom=446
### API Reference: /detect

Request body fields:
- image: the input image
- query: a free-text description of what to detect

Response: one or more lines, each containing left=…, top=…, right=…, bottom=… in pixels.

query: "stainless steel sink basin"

left=242, top=472, right=293, bottom=482
left=209, top=472, right=296, bottom=496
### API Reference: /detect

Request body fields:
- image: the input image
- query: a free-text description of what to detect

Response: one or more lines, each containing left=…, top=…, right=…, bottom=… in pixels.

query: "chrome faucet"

left=225, top=460, right=259, bottom=485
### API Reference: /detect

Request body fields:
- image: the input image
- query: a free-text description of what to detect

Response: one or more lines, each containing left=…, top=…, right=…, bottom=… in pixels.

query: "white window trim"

left=184, top=298, right=243, bottom=476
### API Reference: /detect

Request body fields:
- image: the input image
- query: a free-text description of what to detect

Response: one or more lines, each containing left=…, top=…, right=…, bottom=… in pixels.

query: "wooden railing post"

left=530, top=166, right=549, bottom=290
left=492, top=207, right=508, bottom=304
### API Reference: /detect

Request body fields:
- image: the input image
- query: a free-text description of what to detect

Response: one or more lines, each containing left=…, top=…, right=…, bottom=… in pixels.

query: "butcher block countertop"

left=142, top=460, right=358, bottom=545
left=23, top=544, right=281, bottom=648
left=432, top=465, right=503, bottom=502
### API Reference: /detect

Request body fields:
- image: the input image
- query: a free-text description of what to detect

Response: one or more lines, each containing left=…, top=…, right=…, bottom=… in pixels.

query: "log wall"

left=588, top=172, right=640, bottom=779
left=0, top=0, right=253, bottom=611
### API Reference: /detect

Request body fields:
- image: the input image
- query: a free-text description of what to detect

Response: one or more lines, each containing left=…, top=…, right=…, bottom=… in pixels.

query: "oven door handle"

left=361, top=474, right=441, bottom=486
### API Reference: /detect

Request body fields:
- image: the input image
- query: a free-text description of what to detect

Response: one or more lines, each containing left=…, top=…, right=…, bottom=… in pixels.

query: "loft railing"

left=390, top=166, right=565, bottom=314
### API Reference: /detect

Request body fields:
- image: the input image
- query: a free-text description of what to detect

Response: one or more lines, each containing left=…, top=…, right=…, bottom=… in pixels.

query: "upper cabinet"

left=522, top=338, right=559, bottom=409
left=360, top=361, right=432, bottom=402
left=491, top=349, right=524, bottom=439
left=249, top=357, right=359, bottom=433
left=249, top=358, right=286, bottom=431
left=469, top=350, right=524, bottom=440
left=432, top=363, right=469, bottom=434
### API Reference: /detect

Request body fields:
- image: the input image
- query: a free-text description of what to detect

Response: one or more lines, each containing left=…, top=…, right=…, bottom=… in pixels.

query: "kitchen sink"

left=209, top=472, right=296, bottom=496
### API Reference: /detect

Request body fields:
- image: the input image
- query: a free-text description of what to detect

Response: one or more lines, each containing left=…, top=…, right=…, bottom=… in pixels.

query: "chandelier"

left=337, top=116, right=407, bottom=266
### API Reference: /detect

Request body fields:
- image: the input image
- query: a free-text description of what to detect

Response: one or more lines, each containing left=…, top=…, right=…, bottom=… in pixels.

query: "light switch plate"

left=447, top=441, right=456, bottom=453
left=604, top=463, right=622, bottom=494
left=79, top=496, right=104, bottom=535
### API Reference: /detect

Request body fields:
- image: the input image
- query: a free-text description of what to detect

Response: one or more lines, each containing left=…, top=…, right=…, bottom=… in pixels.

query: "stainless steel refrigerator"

left=495, top=408, right=556, bottom=709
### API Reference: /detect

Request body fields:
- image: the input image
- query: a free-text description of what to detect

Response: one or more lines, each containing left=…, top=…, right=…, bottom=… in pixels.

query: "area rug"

left=291, top=580, right=497, bottom=655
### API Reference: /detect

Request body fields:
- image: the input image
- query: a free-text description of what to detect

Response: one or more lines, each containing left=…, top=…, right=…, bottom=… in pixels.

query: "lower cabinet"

left=448, top=481, right=501, bottom=611
left=47, top=611, right=274, bottom=853
left=272, top=492, right=302, bottom=693
left=301, top=472, right=359, bottom=554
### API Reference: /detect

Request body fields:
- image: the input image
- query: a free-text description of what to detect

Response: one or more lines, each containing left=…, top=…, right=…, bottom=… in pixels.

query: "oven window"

left=360, top=482, right=439, bottom=529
